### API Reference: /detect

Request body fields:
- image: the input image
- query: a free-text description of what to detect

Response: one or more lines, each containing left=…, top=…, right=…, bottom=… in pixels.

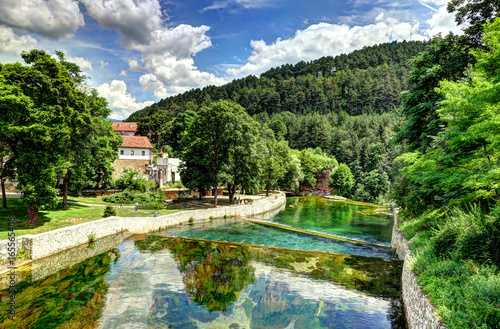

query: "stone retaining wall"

left=0, top=192, right=286, bottom=263
left=391, top=209, right=448, bottom=329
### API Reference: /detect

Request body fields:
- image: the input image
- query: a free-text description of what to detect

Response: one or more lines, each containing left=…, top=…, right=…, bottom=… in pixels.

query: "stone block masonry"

left=0, top=192, right=287, bottom=264
left=391, top=209, right=448, bottom=329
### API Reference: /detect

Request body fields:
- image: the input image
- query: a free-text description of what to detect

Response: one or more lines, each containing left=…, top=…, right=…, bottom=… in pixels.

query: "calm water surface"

left=0, top=196, right=405, bottom=328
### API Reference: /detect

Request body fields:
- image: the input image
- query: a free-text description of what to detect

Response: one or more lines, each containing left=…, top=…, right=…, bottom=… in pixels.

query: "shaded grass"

left=0, top=199, right=183, bottom=240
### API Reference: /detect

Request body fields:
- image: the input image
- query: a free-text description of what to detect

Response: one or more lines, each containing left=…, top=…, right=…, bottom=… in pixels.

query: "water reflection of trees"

left=136, top=235, right=256, bottom=312
left=0, top=249, right=120, bottom=329
left=137, top=235, right=402, bottom=300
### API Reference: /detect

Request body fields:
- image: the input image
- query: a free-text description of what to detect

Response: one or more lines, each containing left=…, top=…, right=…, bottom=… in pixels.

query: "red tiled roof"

left=113, top=122, right=137, bottom=132
left=121, top=136, right=152, bottom=149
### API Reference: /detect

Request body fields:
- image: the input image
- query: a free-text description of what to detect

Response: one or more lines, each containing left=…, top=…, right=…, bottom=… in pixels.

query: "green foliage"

left=88, top=232, right=96, bottom=242
left=404, top=207, right=500, bottom=328
left=16, top=246, right=30, bottom=261
left=329, top=163, right=354, bottom=196
left=397, top=19, right=500, bottom=214
left=103, top=205, right=116, bottom=218
left=115, top=168, right=148, bottom=192
left=180, top=100, right=261, bottom=205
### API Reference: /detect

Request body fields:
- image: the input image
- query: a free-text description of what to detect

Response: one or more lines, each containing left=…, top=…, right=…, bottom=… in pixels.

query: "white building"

left=112, top=136, right=153, bottom=178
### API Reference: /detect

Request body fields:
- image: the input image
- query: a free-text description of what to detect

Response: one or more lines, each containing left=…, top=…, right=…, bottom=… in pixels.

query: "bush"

left=116, top=168, right=148, bottom=192
left=103, top=191, right=163, bottom=204
left=103, top=205, right=116, bottom=217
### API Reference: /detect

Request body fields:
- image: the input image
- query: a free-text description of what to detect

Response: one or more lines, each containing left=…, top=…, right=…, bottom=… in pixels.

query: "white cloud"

left=119, top=70, right=128, bottom=77
left=227, top=14, right=426, bottom=77
left=81, top=0, right=164, bottom=46
left=82, top=0, right=228, bottom=98
left=100, top=60, right=109, bottom=68
left=201, top=0, right=273, bottom=12
left=67, top=56, right=95, bottom=71
left=139, top=74, right=168, bottom=98
left=97, top=80, right=155, bottom=120
left=425, top=5, right=463, bottom=37
left=0, top=26, right=38, bottom=54
left=0, top=0, right=84, bottom=39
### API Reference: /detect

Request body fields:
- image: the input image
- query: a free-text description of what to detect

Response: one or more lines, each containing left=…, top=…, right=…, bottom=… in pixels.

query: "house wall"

left=112, top=159, right=150, bottom=178
left=118, top=147, right=151, bottom=160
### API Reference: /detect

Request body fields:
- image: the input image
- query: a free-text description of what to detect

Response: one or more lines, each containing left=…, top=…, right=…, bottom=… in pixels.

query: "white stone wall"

left=391, top=209, right=448, bottom=329
left=0, top=192, right=286, bottom=263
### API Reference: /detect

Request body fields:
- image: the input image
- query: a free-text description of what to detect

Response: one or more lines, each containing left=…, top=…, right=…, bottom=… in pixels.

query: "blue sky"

left=0, top=0, right=461, bottom=120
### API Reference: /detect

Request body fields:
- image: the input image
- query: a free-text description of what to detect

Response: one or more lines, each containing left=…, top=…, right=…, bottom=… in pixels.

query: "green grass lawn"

left=0, top=199, right=183, bottom=240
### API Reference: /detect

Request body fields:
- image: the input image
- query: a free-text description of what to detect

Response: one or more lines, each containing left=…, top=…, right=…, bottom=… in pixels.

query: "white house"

left=112, top=136, right=153, bottom=178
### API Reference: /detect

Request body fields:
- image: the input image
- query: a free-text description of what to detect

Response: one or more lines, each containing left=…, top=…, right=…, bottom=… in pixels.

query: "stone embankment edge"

left=391, top=209, right=448, bottom=329
left=0, top=192, right=287, bottom=263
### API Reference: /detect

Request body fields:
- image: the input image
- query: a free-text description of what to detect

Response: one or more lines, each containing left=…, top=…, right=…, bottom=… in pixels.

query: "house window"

left=142, top=151, right=146, bottom=156
left=131, top=150, right=134, bottom=156
left=120, top=150, right=124, bottom=155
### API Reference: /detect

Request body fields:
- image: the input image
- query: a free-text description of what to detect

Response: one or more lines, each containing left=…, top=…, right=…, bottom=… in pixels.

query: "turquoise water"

left=253, top=197, right=394, bottom=246
left=157, top=219, right=395, bottom=259
left=0, top=196, right=405, bottom=328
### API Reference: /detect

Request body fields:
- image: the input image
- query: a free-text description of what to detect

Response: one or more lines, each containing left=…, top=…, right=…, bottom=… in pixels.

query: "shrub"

left=188, top=217, right=194, bottom=224
left=103, top=205, right=116, bottom=217
left=116, top=168, right=148, bottom=192
left=103, top=191, right=163, bottom=204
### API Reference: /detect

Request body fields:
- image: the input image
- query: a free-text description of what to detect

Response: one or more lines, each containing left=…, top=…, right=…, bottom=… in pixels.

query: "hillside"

left=125, top=40, right=428, bottom=121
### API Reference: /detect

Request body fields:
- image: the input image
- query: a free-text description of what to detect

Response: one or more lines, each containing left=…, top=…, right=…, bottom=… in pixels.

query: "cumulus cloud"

left=97, top=80, right=155, bottom=120
left=68, top=56, right=95, bottom=71
left=0, top=0, right=84, bottom=39
left=82, top=0, right=228, bottom=98
left=81, top=0, right=164, bottom=46
left=227, top=14, right=426, bottom=77
left=139, top=74, right=168, bottom=98
left=425, top=4, right=463, bottom=37
left=0, top=26, right=38, bottom=54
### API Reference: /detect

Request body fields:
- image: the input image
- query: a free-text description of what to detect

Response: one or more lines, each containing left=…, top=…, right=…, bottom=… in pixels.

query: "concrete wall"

left=0, top=192, right=286, bottom=264
left=391, top=209, right=448, bottom=329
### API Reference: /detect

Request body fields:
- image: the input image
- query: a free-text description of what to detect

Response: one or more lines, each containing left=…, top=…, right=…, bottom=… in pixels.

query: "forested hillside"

left=126, top=40, right=428, bottom=121
left=124, top=41, right=427, bottom=203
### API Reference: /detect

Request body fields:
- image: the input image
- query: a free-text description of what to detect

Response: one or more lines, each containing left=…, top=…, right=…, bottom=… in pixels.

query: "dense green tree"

left=397, top=18, right=500, bottom=213
left=0, top=50, right=80, bottom=223
left=329, top=163, right=355, bottom=196
left=180, top=100, right=260, bottom=206
left=395, top=33, right=474, bottom=152
left=259, top=129, right=289, bottom=196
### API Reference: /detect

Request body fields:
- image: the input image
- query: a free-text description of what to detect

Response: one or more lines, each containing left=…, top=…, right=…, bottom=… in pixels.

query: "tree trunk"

left=1, top=177, right=6, bottom=209
left=266, top=188, right=269, bottom=197
left=62, top=171, right=71, bottom=209
left=228, top=183, right=234, bottom=204
left=27, top=205, right=39, bottom=224
left=198, top=185, right=204, bottom=200
left=213, top=186, right=218, bottom=207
